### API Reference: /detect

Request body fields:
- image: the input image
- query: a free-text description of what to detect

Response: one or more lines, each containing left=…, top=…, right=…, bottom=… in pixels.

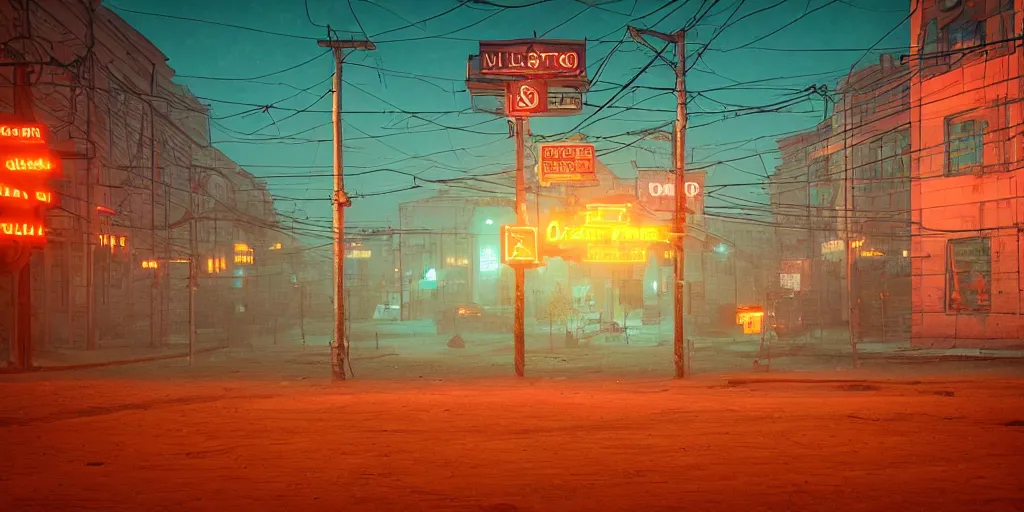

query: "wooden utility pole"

left=188, top=166, right=198, bottom=365
left=514, top=116, right=526, bottom=377
left=317, top=38, right=375, bottom=381
left=628, top=26, right=689, bottom=378
left=842, top=93, right=860, bottom=367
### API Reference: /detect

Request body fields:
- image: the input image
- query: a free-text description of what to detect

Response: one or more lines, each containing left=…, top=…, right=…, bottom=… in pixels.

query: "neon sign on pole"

left=505, top=80, right=548, bottom=116
left=479, top=40, right=587, bottom=77
left=0, top=220, right=45, bottom=239
left=536, top=143, right=596, bottom=185
left=501, top=225, right=540, bottom=266
left=543, top=203, right=668, bottom=264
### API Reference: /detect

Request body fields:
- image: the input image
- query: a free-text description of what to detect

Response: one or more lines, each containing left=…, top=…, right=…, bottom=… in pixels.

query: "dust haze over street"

left=5, top=0, right=1024, bottom=510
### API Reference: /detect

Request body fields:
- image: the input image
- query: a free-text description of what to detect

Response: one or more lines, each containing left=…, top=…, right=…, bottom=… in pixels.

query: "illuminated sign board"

left=501, top=225, right=540, bottom=266
left=207, top=256, right=227, bottom=274
left=141, top=260, right=159, bottom=269
left=345, top=249, right=372, bottom=259
left=636, top=170, right=705, bottom=214
left=821, top=239, right=864, bottom=254
left=4, top=155, right=57, bottom=174
left=0, top=219, right=45, bottom=239
left=479, top=40, right=586, bottom=77
left=1, top=120, right=58, bottom=247
left=584, top=245, right=647, bottom=264
left=543, top=204, right=669, bottom=264
left=233, top=243, right=254, bottom=265
left=0, top=123, right=47, bottom=144
left=0, top=182, right=52, bottom=205
left=505, top=80, right=548, bottom=116
left=537, top=143, right=596, bottom=185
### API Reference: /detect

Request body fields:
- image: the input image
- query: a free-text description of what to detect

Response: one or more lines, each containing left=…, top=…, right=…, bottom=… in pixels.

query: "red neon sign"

left=0, top=220, right=45, bottom=239
left=480, top=40, right=586, bottom=77
left=4, top=155, right=57, bottom=174
left=505, top=80, right=548, bottom=117
left=537, top=143, right=596, bottom=185
left=0, top=123, right=47, bottom=144
left=0, top=182, right=52, bottom=204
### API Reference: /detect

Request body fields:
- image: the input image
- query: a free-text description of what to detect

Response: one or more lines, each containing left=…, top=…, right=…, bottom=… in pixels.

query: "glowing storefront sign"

left=583, top=245, right=647, bottom=264
left=0, top=123, right=46, bottom=143
left=141, top=260, right=159, bottom=269
left=233, top=242, right=254, bottom=265
left=537, top=143, right=596, bottom=185
left=501, top=225, right=540, bottom=266
left=479, top=40, right=586, bottom=77
left=4, top=156, right=56, bottom=174
left=0, top=220, right=45, bottom=238
left=345, top=249, right=372, bottom=259
left=735, top=306, right=765, bottom=334
left=544, top=203, right=668, bottom=264
left=0, top=183, right=52, bottom=204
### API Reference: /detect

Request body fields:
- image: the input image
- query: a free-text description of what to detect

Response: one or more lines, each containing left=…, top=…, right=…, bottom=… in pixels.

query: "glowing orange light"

left=4, top=156, right=56, bottom=174
left=141, top=260, right=159, bottom=269
left=0, top=182, right=53, bottom=204
left=582, top=245, right=647, bottom=263
left=860, top=249, right=884, bottom=257
left=168, top=258, right=190, bottom=263
left=0, top=220, right=45, bottom=239
left=96, top=206, right=116, bottom=216
left=233, top=243, right=250, bottom=252
left=501, top=225, right=540, bottom=266
left=537, top=143, right=596, bottom=185
left=0, top=123, right=46, bottom=143
left=219, top=256, right=226, bottom=270
left=269, top=242, right=282, bottom=250
left=735, top=306, right=765, bottom=334
left=345, top=249, right=371, bottom=259
left=207, top=258, right=214, bottom=273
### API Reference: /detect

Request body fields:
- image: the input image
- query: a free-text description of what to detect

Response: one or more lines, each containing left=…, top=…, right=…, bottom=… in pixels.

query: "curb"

left=1, top=345, right=228, bottom=374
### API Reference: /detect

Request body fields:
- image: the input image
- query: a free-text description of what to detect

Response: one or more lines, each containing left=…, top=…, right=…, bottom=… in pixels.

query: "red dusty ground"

left=1, top=375, right=1023, bottom=511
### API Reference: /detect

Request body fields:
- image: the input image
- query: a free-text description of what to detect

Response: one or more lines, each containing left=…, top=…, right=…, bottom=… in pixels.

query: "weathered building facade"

left=0, top=0, right=294, bottom=363
left=909, top=0, right=1024, bottom=348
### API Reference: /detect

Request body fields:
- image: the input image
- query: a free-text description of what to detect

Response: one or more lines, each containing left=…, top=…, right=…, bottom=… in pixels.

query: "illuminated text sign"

left=537, top=143, right=596, bottom=185
left=345, top=249, right=372, bottom=259
left=636, top=170, right=705, bottom=214
left=5, top=155, right=57, bottom=174
left=0, top=182, right=52, bottom=204
left=583, top=245, right=647, bottom=264
left=505, top=80, right=548, bottom=116
left=501, top=225, right=540, bottom=266
left=479, top=40, right=586, bottom=77
left=0, top=123, right=46, bottom=144
left=0, top=220, right=45, bottom=238
left=543, top=204, right=669, bottom=264
left=141, top=260, right=159, bottom=269
left=646, top=181, right=702, bottom=198
left=821, top=239, right=863, bottom=254
left=233, top=243, right=254, bottom=265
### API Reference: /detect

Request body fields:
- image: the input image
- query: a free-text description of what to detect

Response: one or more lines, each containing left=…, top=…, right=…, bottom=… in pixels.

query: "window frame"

left=944, top=112, right=988, bottom=176
left=945, top=236, right=992, bottom=314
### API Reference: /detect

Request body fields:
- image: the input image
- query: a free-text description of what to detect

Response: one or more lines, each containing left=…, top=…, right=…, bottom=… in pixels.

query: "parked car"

left=435, top=303, right=513, bottom=334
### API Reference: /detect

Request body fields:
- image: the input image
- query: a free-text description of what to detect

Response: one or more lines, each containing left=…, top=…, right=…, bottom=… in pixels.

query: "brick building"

left=0, top=0, right=295, bottom=362
left=909, top=0, right=1023, bottom=348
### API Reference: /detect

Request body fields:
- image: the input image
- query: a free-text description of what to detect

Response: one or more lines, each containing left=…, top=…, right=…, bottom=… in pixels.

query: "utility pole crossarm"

left=317, top=40, right=376, bottom=50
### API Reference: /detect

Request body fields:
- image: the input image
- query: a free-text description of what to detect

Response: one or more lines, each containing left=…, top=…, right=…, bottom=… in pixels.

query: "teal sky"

left=106, top=0, right=909, bottom=242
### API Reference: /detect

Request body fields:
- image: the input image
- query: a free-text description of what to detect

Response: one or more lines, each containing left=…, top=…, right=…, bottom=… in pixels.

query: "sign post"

left=466, top=38, right=589, bottom=377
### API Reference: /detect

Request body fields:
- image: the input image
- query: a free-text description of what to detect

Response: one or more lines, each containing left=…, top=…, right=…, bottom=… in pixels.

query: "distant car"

left=435, top=303, right=513, bottom=334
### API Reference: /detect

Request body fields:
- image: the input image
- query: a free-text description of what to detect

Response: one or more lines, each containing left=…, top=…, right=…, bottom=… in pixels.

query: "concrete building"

left=909, top=0, right=1023, bottom=348
left=0, top=0, right=292, bottom=360
left=700, top=216, right=776, bottom=333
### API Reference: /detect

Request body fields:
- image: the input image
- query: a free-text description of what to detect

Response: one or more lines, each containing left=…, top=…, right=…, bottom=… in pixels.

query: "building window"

left=946, top=115, right=987, bottom=175
left=947, top=20, right=985, bottom=51
left=946, top=237, right=991, bottom=313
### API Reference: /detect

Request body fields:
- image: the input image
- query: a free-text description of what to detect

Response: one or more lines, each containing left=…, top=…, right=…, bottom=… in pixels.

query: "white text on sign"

left=647, top=181, right=701, bottom=198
